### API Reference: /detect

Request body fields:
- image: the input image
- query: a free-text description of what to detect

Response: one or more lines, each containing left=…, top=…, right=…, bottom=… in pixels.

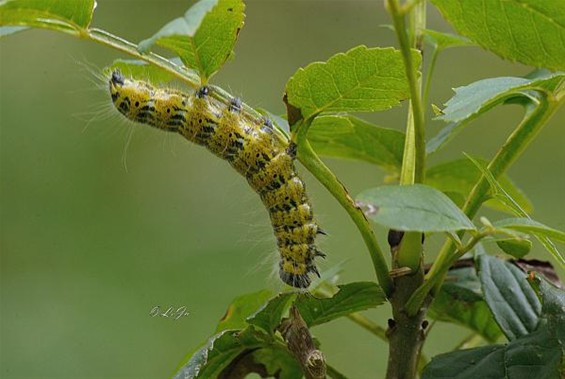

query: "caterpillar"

left=108, top=70, right=325, bottom=288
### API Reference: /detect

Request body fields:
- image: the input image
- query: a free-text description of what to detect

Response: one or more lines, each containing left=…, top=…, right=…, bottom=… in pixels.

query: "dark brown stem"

left=386, top=271, right=427, bottom=379
left=279, top=306, right=327, bottom=379
left=385, top=232, right=428, bottom=379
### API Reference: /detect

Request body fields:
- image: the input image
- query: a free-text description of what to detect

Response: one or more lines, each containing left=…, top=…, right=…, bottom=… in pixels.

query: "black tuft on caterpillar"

left=108, top=70, right=325, bottom=288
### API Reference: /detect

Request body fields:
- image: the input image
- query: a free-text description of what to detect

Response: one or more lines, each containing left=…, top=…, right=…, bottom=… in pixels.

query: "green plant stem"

left=387, top=0, right=426, bottom=185
left=386, top=268, right=427, bottom=379
left=294, top=124, right=393, bottom=296
left=406, top=92, right=564, bottom=316
left=86, top=28, right=267, bottom=123
left=384, top=2, right=428, bottom=379
left=347, top=312, right=430, bottom=371
left=403, top=0, right=426, bottom=13
left=347, top=313, right=388, bottom=341
left=389, top=0, right=426, bottom=272
left=87, top=28, right=200, bottom=86
left=410, top=0, right=426, bottom=52
left=423, top=45, right=439, bottom=107
left=317, top=280, right=432, bottom=371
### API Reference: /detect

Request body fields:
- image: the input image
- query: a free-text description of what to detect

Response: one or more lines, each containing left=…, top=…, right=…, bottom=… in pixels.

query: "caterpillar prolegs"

left=109, top=70, right=325, bottom=288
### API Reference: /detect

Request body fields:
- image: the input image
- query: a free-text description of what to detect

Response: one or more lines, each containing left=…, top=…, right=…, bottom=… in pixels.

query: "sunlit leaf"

left=295, top=281, right=386, bottom=327
left=431, top=0, right=565, bottom=70
left=285, top=45, right=419, bottom=123
left=424, top=29, right=473, bottom=50
left=0, top=0, right=96, bottom=34
left=246, top=293, right=296, bottom=334
left=138, top=0, right=245, bottom=80
left=215, top=289, right=273, bottom=333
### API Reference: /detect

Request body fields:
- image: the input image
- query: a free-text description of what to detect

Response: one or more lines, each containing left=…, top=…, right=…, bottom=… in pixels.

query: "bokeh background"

left=1, top=1, right=563, bottom=378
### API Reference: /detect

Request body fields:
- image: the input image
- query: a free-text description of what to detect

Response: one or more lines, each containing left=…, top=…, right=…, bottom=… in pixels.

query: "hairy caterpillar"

left=108, top=70, right=325, bottom=288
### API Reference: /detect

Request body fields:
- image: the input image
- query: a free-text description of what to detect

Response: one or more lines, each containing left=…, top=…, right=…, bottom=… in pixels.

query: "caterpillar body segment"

left=109, top=70, right=324, bottom=288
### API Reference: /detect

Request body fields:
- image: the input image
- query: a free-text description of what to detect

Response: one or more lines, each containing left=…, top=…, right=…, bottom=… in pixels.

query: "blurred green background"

left=1, top=1, right=563, bottom=378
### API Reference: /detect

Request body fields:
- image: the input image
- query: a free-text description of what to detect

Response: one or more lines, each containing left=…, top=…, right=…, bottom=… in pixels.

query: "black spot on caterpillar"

left=109, top=70, right=325, bottom=288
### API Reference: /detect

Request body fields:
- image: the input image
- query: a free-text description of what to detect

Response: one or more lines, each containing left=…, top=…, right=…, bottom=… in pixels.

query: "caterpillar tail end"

left=279, top=270, right=312, bottom=289
left=279, top=260, right=323, bottom=289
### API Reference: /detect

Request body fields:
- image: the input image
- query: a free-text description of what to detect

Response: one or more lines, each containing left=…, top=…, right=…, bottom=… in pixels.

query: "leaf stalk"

left=294, top=120, right=394, bottom=296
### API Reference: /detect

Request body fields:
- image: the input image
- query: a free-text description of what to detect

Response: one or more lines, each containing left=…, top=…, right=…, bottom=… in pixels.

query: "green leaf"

left=246, top=293, right=296, bottom=334
left=173, top=328, right=270, bottom=379
left=528, top=274, right=565, bottom=343
left=0, top=0, right=96, bottom=34
left=309, top=261, right=348, bottom=289
left=430, top=0, right=565, bottom=70
left=295, top=282, right=386, bottom=327
left=356, top=184, right=476, bottom=232
left=0, top=25, right=27, bottom=36
left=422, top=328, right=562, bottom=379
left=174, top=289, right=303, bottom=379
left=215, top=289, right=273, bottom=333
left=524, top=68, right=565, bottom=91
left=423, top=345, right=506, bottom=379
left=494, top=218, right=565, bottom=245
left=285, top=45, right=419, bottom=122
left=138, top=0, right=245, bottom=80
left=423, top=29, right=473, bottom=50
left=425, top=158, right=533, bottom=214
left=494, top=218, right=565, bottom=267
left=496, top=238, right=533, bottom=259
left=105, top=59, right=180, bottom=84
left=427, top=72, right=565, bottom=153
left=251, top=347, right=303, bottom=379
left=477, top=255, right=541, bottom=340
left=423, top=275, right=565, bottom=379
left=464, top=154, right=532, bottom=216
left=441, top=74, right=565, bottom=124
left=308, top=115, right=405, bottom=171
left=464, top=156, right=564, bottom=266
left=428, top=266, right=503, bottom=342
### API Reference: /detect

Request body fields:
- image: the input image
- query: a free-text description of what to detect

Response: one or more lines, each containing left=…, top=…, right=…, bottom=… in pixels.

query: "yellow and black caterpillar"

left=109, top=70, right=325, bottom=288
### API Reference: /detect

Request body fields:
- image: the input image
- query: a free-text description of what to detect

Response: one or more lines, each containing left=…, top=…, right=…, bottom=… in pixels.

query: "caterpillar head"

left=109, top=70, right=153, bottom=122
